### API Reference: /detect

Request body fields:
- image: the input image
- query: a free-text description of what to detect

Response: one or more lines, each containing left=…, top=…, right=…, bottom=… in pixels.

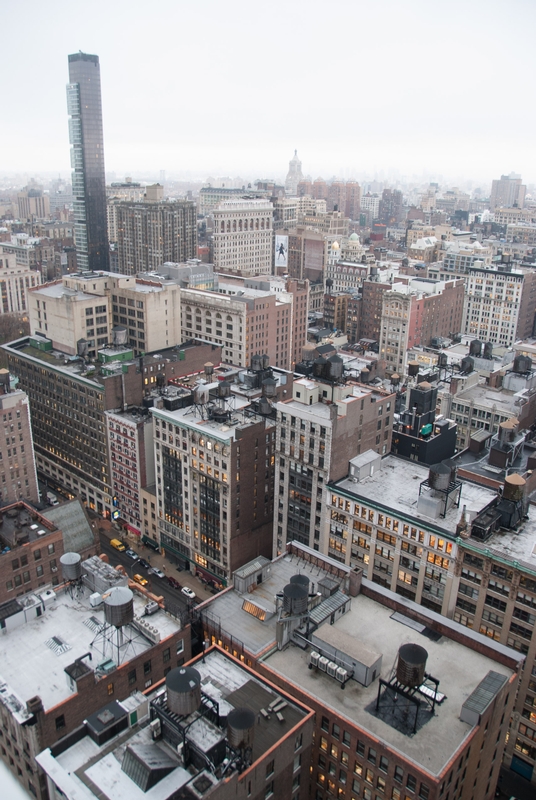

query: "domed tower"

left=285, top=150, right=304, bottom=195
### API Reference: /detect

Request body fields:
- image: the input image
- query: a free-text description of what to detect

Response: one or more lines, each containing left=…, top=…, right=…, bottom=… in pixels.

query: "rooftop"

left=266, top=590, right=515, bottom=775
left=37, top=647, right=311, bottom=800
left=151, top=389, right=271, bottom=441
left=201, top=550, right=335, bottom=656
left=0, top=580, right=181, bottom=714
left=333, top=454, right=498, bottom=538
left=0, top=503, right=56, bottom=549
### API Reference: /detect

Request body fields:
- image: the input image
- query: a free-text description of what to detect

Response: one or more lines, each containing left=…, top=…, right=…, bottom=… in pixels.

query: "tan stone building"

left=213, top=199, right=274, bottom=277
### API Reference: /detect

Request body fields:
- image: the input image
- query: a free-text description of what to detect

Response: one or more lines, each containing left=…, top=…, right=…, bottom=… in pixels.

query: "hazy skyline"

left=2, top=0, right=536, bottom=186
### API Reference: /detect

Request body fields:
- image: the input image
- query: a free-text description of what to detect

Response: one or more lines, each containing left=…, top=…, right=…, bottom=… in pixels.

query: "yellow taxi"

left=133, top=573, right=148, bottom=587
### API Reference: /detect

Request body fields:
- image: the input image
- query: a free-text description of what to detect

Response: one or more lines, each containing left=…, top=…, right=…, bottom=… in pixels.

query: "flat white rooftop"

left=334, top=455, right=498, bottom=537
left=266, top=592, right=515, bottom=775
left=0, top=585, right=181, bottom=712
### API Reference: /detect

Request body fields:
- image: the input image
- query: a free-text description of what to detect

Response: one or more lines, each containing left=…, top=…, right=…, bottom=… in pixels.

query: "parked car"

left=110, top=538, right=126, bottom=552
left=125, top=549, right=139, bottom=560
left=167, top=576, right=181, bottom=589
left=181, top=586, right=196, bottom=600
left=149, top=568, right=165, bottom=579
left=137, top=558, right=150, bottom=570
left=133, top=573, right=148, bottom=587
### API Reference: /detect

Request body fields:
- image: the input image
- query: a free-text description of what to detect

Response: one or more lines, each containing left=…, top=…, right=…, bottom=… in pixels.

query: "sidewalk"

left=96, top=522, right=214, bottom=604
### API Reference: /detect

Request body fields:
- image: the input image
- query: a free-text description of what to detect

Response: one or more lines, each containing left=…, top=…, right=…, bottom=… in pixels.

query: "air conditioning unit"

left=150, top=719, right=161, bottom=739
left=318, top=656, right=329, bottom=672
left=336, top=667, right=348, bottom=683
left=309, top=651, right=320, bottom=668
left=327, top=661, right=338, bottom=678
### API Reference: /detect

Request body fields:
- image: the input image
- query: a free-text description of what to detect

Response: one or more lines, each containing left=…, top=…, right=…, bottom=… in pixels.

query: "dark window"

left=163, top=648, right=171, bottom=663
left=55, top=715, right=65, bottom=731
left=128, top=669, right=136, bottom=686
left=144, top=660, right=151, bottom=675
left=407, top=774, right=417, bottom=792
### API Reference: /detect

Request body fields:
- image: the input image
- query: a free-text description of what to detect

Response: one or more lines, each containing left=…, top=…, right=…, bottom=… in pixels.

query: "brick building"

left=0, top=555, right=190, bottom=800
left=153, top=388, right=277, bottom=587
left=0, top=499, right=97, bottom=604
left=0, top=377, right=39, bottom=506
left=199, top=545, right=520, bottom=800
left=273, top=375, right=395, bottom=555
left=115, top=200, right=197, bottom=275
left=3, top=333, right=221, bottom=520
left=36, top=646, right=314, bottom=800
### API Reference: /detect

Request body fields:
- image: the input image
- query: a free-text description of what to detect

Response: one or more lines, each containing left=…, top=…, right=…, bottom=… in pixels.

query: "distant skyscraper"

left=490, top=172, right=526, bottom=212
left=67, top=52, right=109, bottom=271
left=285, top=150, right=304, bottom=195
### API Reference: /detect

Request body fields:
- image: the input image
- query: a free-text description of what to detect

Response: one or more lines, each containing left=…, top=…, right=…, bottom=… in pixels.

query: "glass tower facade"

left=67, top=52, right=109, bottom=271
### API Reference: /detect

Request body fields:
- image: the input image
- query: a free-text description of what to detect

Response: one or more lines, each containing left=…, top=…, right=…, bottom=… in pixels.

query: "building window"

left=107, top=682, right=114, bottom=696
left=266, top=760, right=275, bottom=777
left=128, top=669, right=136, bottom=686
left=55, top=715, right=65, bottom=731
left=144, top=660, right=151, bottom=675
left=163, top=648, right=171, bottom=663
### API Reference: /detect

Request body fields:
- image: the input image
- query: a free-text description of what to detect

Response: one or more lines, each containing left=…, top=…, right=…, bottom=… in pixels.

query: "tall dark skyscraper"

left=67, top=52, right=109, bottom=271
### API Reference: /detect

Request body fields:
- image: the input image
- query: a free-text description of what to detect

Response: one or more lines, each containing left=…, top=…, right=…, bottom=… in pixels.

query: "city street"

left=98, top=534, right=196, bottom=619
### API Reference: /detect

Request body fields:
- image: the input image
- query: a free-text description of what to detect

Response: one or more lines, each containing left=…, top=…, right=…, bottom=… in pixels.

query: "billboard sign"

left=275, top=234, right=288, bottom=269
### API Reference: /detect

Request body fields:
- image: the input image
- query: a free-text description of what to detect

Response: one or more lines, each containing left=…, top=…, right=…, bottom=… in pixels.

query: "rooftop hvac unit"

left=327, top=661, right=338, bottom=678
left=336, top=667, right=348, bottom=683
left=96, top=658, right=117, bottom=675
left=318, top=656, right=329, bottom=672
left=309, top=651, right=320, bottom=668
left=89, top=592, right=103, bottom=607
left=150, top=719, right=161, bottom=739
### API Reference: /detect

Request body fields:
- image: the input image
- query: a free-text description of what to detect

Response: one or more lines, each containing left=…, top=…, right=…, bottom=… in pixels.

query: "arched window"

left=221, top=221, right=225, bottom=233
left=239, top=219, right=243, bottom=231
left=205, top=310, right=211, bottom=316
left=261, top=219, right=265, bottom=229
left=226, top=315, right=232, bottom=321
left=255, top=219, right=259, bottom=230
left=233, top=220, right=237, bottom=232
left=216, top=312, right=222, bottom=319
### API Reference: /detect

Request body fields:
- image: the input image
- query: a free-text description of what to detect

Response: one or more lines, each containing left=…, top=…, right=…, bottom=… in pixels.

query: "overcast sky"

left=2, top=0, right=536, bottom=186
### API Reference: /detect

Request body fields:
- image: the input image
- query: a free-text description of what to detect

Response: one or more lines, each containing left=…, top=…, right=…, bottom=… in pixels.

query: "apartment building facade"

left=379, top=279, right=465, bottom=374
left=0, top=382, right=39, bottom=506
left=115, top=201, right=197, bottom=274
left=463, top=263, right=536, bottom=347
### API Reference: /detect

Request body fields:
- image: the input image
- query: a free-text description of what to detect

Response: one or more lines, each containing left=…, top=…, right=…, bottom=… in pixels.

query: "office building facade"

left=67, top=52, right=109, bottom=271
left=213, top=199, right=273, bottom=277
